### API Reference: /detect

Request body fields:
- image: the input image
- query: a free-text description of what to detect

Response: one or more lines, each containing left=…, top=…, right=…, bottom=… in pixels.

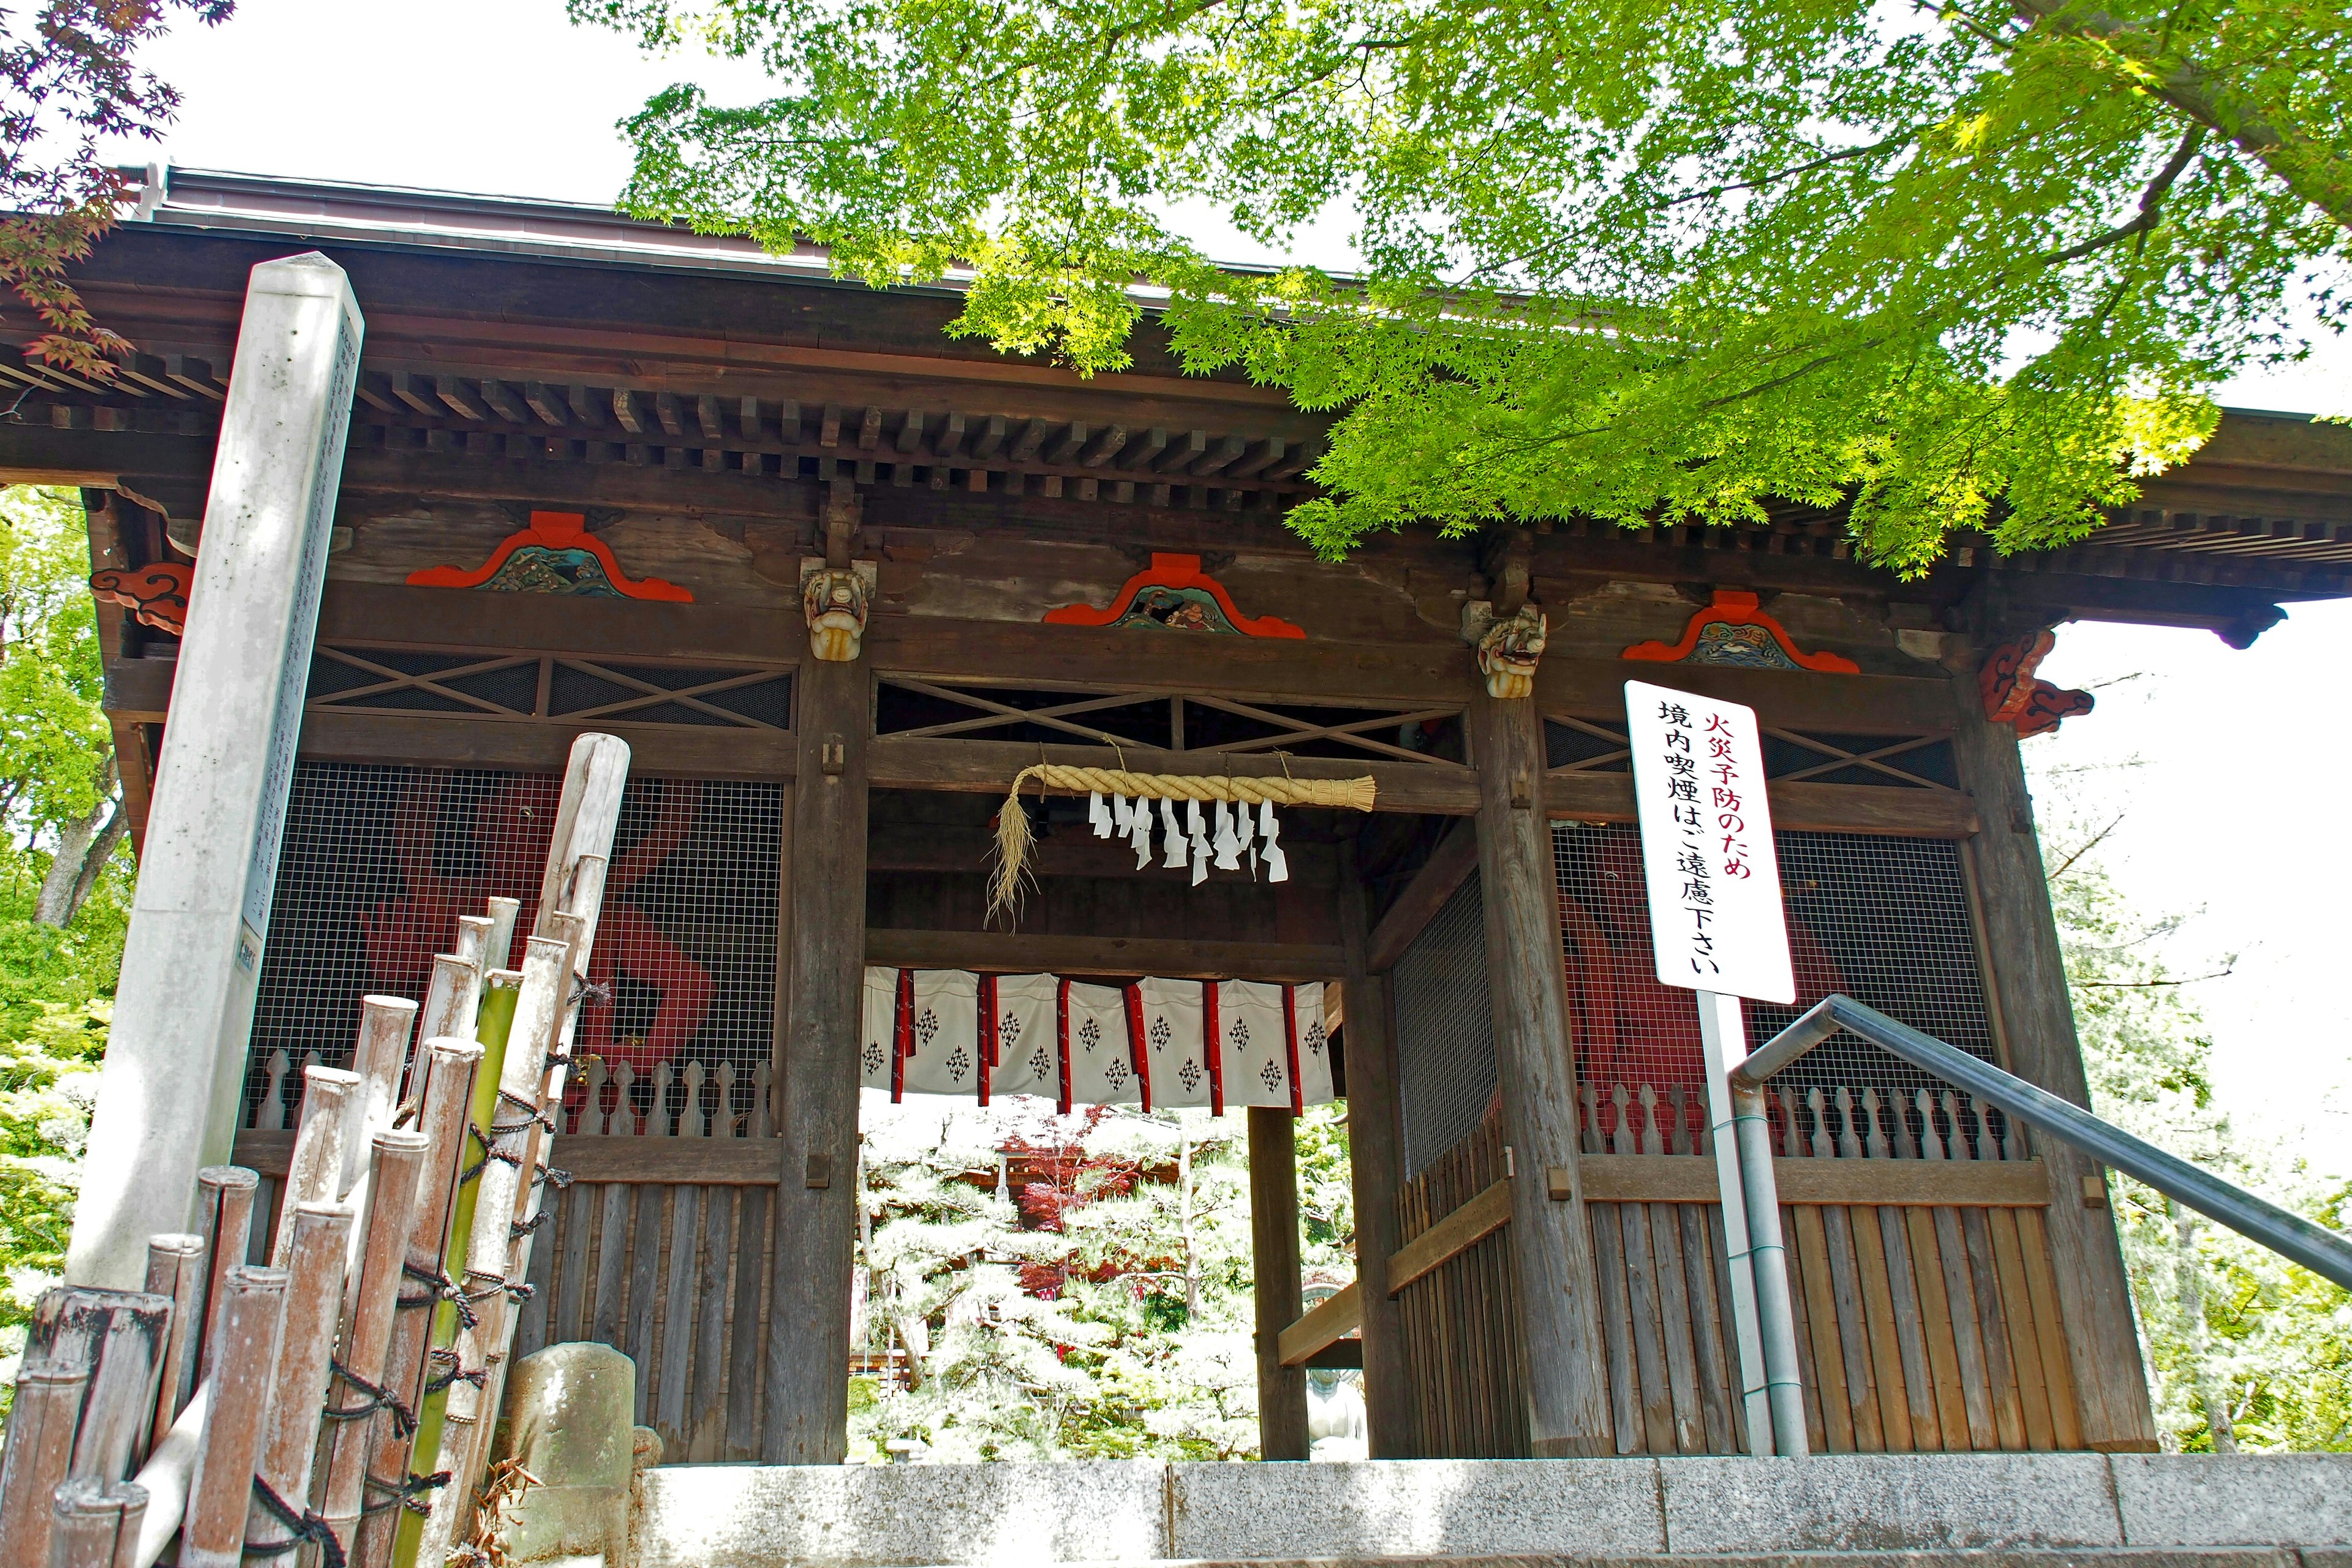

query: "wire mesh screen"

left=1553, top=822, right=2013, bottom=1159
left=1393, top=870, right=1499, bottom=1177
left=246, top=761, right=782, bottom=1128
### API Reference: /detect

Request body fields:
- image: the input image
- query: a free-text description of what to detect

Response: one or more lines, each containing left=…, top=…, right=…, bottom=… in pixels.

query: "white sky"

left=112, top=0, right=2352, bottom=1159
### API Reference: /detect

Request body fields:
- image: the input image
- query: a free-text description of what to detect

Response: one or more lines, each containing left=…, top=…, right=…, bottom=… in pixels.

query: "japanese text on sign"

left=1624, top=679, right=1794, bottom=1004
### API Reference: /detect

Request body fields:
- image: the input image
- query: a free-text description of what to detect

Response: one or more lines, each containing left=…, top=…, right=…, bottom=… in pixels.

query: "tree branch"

left=2009, top=0, right=2352, bottom=230
left=2040, top=124, right=2204, bottom=265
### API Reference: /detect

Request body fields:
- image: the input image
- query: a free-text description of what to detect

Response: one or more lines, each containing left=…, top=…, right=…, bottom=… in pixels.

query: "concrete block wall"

left=633, top=1453, right=2352, bottom=1568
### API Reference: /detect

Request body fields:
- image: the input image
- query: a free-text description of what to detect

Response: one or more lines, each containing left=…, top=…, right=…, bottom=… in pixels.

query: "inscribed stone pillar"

left=1949, top=681, right=2158, bottom=1451
left=1249, top=1106, right=1309, bottom=1460
left=1336, top=848, right=1412, bottom=1455
left=68, top=253, right=363, bottom=1290
left=763, top=655, right=870, bottom=1461
left=1466, top=684, right=1615, bottom=1456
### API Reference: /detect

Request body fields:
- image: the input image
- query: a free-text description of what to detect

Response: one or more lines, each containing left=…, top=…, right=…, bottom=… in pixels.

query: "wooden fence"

left=1389, top=1077, right=2082, bottom=1458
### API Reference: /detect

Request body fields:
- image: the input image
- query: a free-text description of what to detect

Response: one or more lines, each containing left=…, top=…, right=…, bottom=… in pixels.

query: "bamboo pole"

left=68, top=1292, right=173, bottom=1488
left=244, top=1202, right=353, bottom=1557
left=450, top=914, right=496, bottom=984
left=396, top=970, right=521, bottom=1568
left=355, top=1038, right=483, bottom=1568
left=413, top=955, right=484, bottom=1098
left=344, top=996, right=420, bottom=1198
left=420, top=930, right=578, bottom=1561
left=178, top=1267, right=287, bottom=1568
left=48, top=1476, right=146, bottom=1568
left=319, top=1129, right=431, bottom=1558
left=140, top=1236, right=205, bottom=1464
left=191, top=1168, right=257, bottom=1389
left=468, top=888, right=600, bottom=1491
left=126, top=1379, right=206, bottom=1568
left=271, top=1066, right=360, bottom=1267
left=484, top=895, right=522, bottom=972
left=0, top=1362, right=88, bottom=1566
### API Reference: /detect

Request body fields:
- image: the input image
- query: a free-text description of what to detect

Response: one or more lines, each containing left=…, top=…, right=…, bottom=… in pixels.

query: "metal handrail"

left=1736, top=993, right=2352, bottom=1292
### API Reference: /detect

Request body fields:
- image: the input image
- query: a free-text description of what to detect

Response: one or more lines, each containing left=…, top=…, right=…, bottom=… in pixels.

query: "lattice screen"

left=1392, top=870, right=1498, bottom=1177
left=1553, top=822, right=2010, bottom=1157
left=247, top=761, right=782, bottom=1127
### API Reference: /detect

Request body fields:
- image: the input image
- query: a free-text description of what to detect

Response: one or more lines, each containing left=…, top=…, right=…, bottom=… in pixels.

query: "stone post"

left=68, top=254, right=363, bottom=1290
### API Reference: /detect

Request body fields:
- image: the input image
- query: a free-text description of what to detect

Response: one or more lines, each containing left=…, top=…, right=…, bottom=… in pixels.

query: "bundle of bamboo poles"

left=0, top=733, right=630, bottom=1568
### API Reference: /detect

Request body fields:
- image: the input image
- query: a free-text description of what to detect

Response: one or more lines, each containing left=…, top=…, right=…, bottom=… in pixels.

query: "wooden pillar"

left=1336, top=845, right=1413, bottom=1456
left=1248, top=1106, right=1309, bottom=1460
left=762, top=648, right=870, bottom=1461
left=1950, top=687, right=2158, bottom=1451
left=1467, top=684, right=1614, bottom=1457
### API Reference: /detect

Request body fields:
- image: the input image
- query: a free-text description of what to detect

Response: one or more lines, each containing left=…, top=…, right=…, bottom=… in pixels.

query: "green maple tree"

left=576, top=0, right=2347, bottom=571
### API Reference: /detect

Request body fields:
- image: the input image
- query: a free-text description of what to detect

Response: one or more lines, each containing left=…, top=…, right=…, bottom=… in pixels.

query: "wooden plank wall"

left=1392, top=1089, right=2086, bottom=1459
left=1575, top=1075, right=2082, bottom=1456
left=243, top=1050, right=782, bottom=1462
left=1392, top=1115, right=1530, bottom=1458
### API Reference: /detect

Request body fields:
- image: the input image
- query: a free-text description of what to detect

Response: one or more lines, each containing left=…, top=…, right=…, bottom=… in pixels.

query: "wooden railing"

left=1289, top=1091, right=2080, bottom=1459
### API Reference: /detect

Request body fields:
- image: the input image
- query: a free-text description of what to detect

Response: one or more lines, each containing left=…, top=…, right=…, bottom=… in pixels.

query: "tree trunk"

left=2169, top=1201, right=2237, bottom=1452
left=35, top=797, right=125, bottom=927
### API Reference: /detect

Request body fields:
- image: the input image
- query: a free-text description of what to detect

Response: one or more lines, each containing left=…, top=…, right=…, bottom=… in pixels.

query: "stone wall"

left=633, top=1453, right=2352, bottom=1568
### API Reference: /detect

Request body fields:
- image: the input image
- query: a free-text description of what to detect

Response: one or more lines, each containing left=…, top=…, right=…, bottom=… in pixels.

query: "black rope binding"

left=362, top=1470, right=450, bottom=1518
left=404, top=1262, right=478, bottom=1331
left=424, top=1348, right=486, bottom=1396
left=247, top=1474, right=347, bottom=1568
left=323, top=1359, right=418, bottom=1439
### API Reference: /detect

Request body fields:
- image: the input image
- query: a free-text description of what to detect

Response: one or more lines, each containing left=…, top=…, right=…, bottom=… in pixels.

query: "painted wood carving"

left=1621, top=587, right=1861, bottom=674
left=91, top=561, right=193, bottom=636
left=1980, top=629, right=2095, bottom=736
left=1461, top=601, right=1547, bottom=697
left=1044, top=552, right=1304, bottom=638
left=405, top=509, right=692, bottom=601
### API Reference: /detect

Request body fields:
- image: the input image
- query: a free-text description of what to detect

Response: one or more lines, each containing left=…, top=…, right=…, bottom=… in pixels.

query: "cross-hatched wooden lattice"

left=306, top=644, right=794, bottom=730
left=1544, top=715, right=1957, bottom=791
left=878, top=675, right=1469, bottom=767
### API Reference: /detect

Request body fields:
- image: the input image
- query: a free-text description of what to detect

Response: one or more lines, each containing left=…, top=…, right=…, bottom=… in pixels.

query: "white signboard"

left=1624, top=679, right=1793, bottom=1005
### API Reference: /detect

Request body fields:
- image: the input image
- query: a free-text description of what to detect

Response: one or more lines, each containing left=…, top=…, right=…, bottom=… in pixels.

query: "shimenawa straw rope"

left=987, top=763, right=1376, bottom=922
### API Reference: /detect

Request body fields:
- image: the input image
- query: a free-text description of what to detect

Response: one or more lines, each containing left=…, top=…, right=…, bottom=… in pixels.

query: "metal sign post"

left=1624, top=679, right=1809, bottom=1457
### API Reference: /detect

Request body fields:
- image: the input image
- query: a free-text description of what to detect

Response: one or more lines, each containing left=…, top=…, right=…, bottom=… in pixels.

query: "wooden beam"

left=1338, top=842, right=1412, bottom=1454
left=317, top=583, right=810, bottom=665
left=1547, top=772, right=1980, bottom=839
left=1385, top=1177, right=1513, bottom=1295
left=764, top=657, right=870, bottom=1463
left=232, top=1131, right=785, bottom=1186
left=869, top=735, right=1478, bottom=816
left=1250, top=1107, right=1310, bottom=1460
left=102, top=657, right=173, bottom=722
left=866, top=822, right=1339, bottom=886
left=1276, top=1281, right=1362, bottom=1367
left=1574, top=1155, right=2053, bottom=1208
left=1469, top=685, right=1614, bottom=1455
left=1536, top=659, right=1958, bottom=733
left=293, top=710, right=796, bottom=781
left=1950, top=689, right=2155, bottom=1452
left=1366, top=823, right=1480, bottom=970
left=864, top=929, right=1343, bottom=981
left=867, top=619, right=1476, bottom=707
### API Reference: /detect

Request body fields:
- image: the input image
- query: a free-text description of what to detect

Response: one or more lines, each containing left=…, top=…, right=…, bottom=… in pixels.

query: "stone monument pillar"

left=67, top=252, right=364, bottom=1289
